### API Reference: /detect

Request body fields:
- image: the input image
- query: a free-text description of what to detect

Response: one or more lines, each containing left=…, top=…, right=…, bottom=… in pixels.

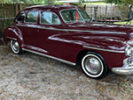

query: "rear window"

left=16, top=13, right=25, bottom=22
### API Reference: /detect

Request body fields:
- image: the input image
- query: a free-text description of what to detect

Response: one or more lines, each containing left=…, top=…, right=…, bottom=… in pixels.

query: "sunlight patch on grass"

left=114, top=20, right=133, bottom=25
left=83, top=1, right=107, bottom=5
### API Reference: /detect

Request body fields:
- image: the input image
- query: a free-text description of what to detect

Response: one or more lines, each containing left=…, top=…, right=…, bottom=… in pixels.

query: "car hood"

left=68, top=22, right=133, bottom=36
left=49, top=22, right=133, bottom=51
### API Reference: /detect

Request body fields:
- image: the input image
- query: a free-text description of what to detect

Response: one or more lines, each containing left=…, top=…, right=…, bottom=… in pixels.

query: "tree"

left=0, top=0, right=12, bottom=3
left=105, top=0, right=133, bottom=5
left=105, top=0, right=123, bottom=4
left=0, top=0, right=57, bottom=4
left=105, top=0, right=133, bottom=20
left=122, top=0, right=133, bottom=5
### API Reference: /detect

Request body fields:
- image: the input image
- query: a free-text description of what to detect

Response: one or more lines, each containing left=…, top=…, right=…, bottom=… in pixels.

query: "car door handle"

left=37, top=29, right=39, bottom=32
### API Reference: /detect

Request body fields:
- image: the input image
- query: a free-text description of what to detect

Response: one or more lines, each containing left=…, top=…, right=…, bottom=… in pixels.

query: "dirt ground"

left=0, top=45, right=133, bottom=100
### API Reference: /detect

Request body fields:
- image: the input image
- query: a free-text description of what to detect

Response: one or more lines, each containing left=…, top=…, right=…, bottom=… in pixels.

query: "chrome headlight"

left=130, top=32, right=133, bottom=38
left=125, top=45, right=133, bottom=56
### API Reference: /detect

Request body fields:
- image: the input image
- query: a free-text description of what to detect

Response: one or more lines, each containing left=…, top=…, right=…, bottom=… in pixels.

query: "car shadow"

left=3, top=45, right=133, bottom=85
left=22, top=51, right=132, bottom=83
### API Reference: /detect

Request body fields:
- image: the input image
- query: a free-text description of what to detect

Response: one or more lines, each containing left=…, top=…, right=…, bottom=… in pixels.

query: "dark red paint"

left=4, top=5, right=133, bottom=69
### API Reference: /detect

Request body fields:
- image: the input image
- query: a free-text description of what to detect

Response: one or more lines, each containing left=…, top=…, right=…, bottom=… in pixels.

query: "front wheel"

left=81, top=52, right=108, bottom=79
left=10, top=40, right=22, bottom=54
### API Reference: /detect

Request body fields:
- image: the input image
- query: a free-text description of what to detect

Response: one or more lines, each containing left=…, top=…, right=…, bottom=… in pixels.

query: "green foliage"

left=105, top=0, right=133, bottom=5
left=0, top=0, right=57, bottom=4
left=105, top=0, right=122, bottom=4
left=122, top=0, right=133, bottom=5
left=0, top=0, right=11, bottom=4
left=114, top=20, right=133, bottom=25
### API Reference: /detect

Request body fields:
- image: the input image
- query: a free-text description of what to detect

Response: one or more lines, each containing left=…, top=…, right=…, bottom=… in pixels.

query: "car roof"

left=24, top=5, right=78, bottom=11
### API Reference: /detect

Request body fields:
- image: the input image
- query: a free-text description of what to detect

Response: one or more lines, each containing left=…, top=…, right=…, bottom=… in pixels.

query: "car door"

left=37, top=10, right=79, bottom=62
left=22, top=10, right=40, bottom=49
left=37, top=11, right=69, bottom=56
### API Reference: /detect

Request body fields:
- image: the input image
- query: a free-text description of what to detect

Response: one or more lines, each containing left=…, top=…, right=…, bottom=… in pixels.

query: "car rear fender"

left=4, top=26, right=23, bottom=48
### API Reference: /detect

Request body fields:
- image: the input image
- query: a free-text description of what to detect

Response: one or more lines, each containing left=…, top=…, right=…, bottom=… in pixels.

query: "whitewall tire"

left=81, top=52, right=108, bottom=79
left=10, top=40, right=21, bottom=54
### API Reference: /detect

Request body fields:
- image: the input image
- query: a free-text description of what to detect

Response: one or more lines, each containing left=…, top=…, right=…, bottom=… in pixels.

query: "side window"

left=41, top=11, right=61, bottom=25
left=16, top=13, right=25, bottom=22
left=25, top=11, right=38, bottom=23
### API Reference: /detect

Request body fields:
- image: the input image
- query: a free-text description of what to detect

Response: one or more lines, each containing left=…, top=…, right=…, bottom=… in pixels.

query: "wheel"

left=81, top=52, right=108, bottom=79
left=10, top=40, right=22, bottom=54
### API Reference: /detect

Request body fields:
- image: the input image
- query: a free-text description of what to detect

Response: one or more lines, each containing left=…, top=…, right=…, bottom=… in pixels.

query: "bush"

left=0, top=19, right=14, bottom=38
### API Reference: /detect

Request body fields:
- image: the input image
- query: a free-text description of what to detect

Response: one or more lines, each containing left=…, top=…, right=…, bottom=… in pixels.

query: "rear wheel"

left=10, top=40, right=22, bottom=54
left=81, top=52, right=108, bottom=79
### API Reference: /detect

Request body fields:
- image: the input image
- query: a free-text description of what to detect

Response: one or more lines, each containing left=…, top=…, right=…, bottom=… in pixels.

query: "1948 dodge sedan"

left=4, top=5, right=133, bottom=79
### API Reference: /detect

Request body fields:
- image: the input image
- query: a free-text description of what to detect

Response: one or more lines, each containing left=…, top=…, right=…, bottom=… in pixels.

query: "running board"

left=22, top=48, right=76, bottom=66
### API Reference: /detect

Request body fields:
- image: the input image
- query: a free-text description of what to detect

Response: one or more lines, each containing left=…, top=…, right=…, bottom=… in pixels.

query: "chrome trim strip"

left=16, top=24, right=126, bottom=35
left=6, top=37, right=17, bottom=40
left=22, top=48, right=76, bottom=66
left=84, top=46, right=125, bottom=53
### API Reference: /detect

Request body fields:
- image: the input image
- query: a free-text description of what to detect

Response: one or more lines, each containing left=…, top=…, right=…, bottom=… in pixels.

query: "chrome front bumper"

left=112, top=57, right=133, bottom=75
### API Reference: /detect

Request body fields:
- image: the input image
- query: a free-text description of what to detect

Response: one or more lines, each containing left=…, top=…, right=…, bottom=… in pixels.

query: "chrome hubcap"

left=84, top=57, right=101, bottom=75
left=82, top=54, right=104, bottom=78
left=11, top=40, right=20, bottom=54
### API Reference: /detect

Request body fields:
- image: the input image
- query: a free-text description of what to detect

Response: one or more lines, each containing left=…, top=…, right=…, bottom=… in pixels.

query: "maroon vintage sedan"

left=4, top=5, right=133, bottom=79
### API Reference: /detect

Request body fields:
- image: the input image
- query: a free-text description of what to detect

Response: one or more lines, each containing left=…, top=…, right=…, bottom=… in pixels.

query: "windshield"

left=61, top=9, right=90, bottom=23
left=78, top=9, right=90, bottom=22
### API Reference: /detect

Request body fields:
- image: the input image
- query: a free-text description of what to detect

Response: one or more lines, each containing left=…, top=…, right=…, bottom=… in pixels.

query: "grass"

left=83, top=1, right=108, bottom=5
left=114, top=20, right=133, bottom=25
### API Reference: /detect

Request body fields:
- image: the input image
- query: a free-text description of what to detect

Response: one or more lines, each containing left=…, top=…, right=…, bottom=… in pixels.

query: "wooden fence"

left=86, top=5, right=129, bottom=21
left=0, top=4, right=32, bottom=38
